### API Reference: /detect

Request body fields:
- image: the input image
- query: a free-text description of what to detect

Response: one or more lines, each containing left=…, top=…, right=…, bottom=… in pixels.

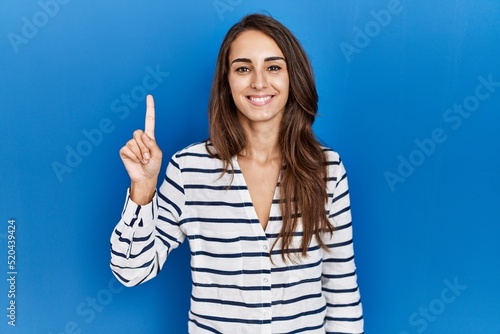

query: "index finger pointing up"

left=145, top=94, right=155, bottom=139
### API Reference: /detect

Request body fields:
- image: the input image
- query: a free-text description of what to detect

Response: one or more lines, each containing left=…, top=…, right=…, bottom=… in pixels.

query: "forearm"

left=322, top=222, right=363, bottom=332
left=110, top=191, right=163, bottom=287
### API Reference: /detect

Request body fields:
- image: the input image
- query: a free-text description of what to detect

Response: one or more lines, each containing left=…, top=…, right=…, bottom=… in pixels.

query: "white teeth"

left=249, top=96, right=271, bottom=103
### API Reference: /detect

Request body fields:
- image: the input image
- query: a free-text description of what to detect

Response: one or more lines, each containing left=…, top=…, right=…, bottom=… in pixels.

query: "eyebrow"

left=230, top=56, right=286, bottom=65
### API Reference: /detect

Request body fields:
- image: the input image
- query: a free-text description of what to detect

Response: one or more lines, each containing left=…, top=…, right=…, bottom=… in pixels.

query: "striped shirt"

left=110, top=141, right=363, bottom=333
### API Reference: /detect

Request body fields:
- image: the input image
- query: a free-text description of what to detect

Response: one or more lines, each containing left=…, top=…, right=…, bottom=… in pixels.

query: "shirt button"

left=263, top=245, right=268, bottom=250
left=263, top=278, right=269, bottom=283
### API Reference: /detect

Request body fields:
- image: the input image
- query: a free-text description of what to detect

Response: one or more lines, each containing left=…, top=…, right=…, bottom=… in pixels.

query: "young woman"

left=110, top=13, right=363, bottom=333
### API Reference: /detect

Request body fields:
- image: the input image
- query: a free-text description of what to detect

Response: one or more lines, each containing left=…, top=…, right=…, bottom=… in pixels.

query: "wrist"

left=130, top=180, right=157, bottom=205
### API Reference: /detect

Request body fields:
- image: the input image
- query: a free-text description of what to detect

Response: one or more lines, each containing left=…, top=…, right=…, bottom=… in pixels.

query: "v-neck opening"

left=232, top=155, right=279, bottom=235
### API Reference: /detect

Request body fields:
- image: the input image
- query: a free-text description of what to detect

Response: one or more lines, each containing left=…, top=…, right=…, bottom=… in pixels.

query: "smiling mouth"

left=247, top=95, right=273, bottom=106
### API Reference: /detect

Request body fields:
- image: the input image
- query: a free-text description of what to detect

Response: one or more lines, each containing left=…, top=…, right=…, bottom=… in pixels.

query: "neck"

left=238, top=122, right=281, bottom=164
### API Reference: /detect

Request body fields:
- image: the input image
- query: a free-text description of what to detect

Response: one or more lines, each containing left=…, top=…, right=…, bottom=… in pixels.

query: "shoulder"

left=173, top=140, right=214, bottom=159
left=169, top=140, right=222, bottom=168
left=321, top=146, right=348, bottom=187
left=321, top=146, right=342, bottom=165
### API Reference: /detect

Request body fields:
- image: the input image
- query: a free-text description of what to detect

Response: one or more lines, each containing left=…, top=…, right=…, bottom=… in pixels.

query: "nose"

left=251, top=70, right=268, bottom=90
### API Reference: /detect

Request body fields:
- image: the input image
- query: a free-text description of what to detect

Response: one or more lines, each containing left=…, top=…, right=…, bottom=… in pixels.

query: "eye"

left=268, top=65, right=281, bottom=72
left=235, top=66, right=250, bottom=73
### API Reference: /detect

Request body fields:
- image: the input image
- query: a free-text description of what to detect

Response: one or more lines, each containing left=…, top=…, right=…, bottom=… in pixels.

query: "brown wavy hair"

left=207, top=13, right=333, bottom=261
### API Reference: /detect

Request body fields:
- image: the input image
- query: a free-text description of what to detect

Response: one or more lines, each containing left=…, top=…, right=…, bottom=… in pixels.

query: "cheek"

left=271, top=71, right=289, bottom=91
left=227, top=78, right=245, bottom=109
left=277, top=77, right=290, bottom=98
left=228, top=73, right=248, bottom=93
left=228, top=83, right=245, bottom=102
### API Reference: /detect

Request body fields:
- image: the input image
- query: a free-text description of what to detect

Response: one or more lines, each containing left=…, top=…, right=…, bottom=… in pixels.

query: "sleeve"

left=322, top=158, right=364, bottom=333
left=109, top=156, right=186, bottom=287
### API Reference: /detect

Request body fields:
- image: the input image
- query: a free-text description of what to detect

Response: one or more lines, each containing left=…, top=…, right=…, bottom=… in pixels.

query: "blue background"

left=1, top=0, right=499, bottom=333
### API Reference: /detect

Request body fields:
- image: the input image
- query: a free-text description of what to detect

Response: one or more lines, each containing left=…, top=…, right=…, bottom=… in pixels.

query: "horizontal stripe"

left=271, top=258, right=322, bottom=273
left=191, top=295, right=271, bottom=308
left=325, top=315, right=364, bottom=322
left=323, top=286, right=359, bottom=294
left=191, top=250, right=266, bottom=258
left=192, top=281, right=271, bottom=291
left=127, top=239, right=155, bottom=259
left=190, top=310, right=272, bottom=325
left=288, top=323, right=325, bottom=334
left=114, top=229, right=153, bottom=244
left=155, top=226, right=180, bottom=244
left=180, top=217, right=258, bottom=225
left=157, top=191, right=182, bottom=217
left=185, top=184, right=247, bottom=190
left=176, top=151, right=214, bottom=159
left=328, top=299, right=362, bottom=308
left=191, top=266, right=271, bottom=276
left=330, top=205, right=350, bottom=218
left=155, top=235, right=171, bottom=249
left=323, top=271, right=356, bottom=279
left=325, top=160, right=341, bottom=166
left=336, top=172, right=347, bottom=186
left=188, top=318, right=220, bottom=334
left=111, top=269, right=130, bottom=284
left=271, top=276, right=322, bottom=289
left=181, top=167, right=241, bottom=174
left=332, top=189, right=349, bottom=203
left=334, top=221, right=353, bottom=231
left=323, top=255, right=355, bottom=263
left=326, top=239, right=353, bottom=248
left=188, top=234, right=266, bottom=243
left=157, top=214, right=178, bottom=226
left=272, top=304, right=326, bottom=322
left=271, top=292, right=323, bottom=306
left=270, top=244, right=321, bottom=256
left=110, top=258, right=154, bottom=270
left=169, top=158, right=180, bottom=169
left=185, top=200, right=252, bottom=208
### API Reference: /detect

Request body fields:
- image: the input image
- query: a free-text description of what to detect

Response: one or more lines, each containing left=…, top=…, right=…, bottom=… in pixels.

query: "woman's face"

left=228, top=30, right=289, bottom=129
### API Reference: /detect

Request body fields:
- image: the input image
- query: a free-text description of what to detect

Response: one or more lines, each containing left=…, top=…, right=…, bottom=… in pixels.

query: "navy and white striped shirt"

left=110, top=141, right=363, bottom=333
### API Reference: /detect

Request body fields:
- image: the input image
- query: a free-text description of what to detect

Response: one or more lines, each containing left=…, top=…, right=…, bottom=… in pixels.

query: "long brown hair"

left=207, top=13, right=333, bottom=261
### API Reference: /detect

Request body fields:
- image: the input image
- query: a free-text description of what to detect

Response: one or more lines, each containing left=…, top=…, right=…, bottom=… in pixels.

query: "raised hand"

left=119, top=95, right=163, bottom=205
